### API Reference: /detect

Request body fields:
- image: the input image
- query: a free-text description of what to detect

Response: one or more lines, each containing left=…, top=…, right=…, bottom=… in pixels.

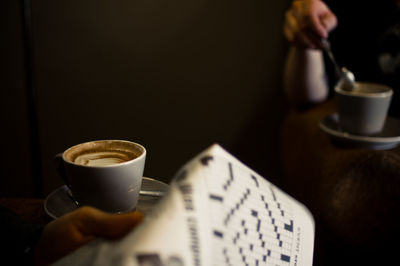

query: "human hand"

left=283, top=0, right=337, bottom=49
left=34, top=206, right=144, bottom=266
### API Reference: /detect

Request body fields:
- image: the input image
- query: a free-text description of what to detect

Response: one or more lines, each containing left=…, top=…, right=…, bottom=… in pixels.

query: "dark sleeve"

left=0, top=205, right=44, bottom=266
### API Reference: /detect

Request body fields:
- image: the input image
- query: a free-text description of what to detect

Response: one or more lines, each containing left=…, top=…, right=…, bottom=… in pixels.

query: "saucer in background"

left=319, top=113, right=400, bottom=150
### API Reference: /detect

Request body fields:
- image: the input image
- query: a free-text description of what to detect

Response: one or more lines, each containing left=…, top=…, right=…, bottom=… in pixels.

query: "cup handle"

left=55, top=153, right=70, bottom=189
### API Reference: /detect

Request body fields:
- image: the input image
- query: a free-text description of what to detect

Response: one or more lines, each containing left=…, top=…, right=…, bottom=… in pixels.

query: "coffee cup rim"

left=62, top=139, right=146, bottom=168
left=335, top=81, right=393, bottom=98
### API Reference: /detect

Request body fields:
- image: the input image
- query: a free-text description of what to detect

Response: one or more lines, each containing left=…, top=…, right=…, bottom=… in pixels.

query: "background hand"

left=283, top=0, right=337, bottom=49
left=34, top=206, right=144, bottom=266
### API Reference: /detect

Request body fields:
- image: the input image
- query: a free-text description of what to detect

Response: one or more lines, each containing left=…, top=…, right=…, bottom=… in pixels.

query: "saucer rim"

left=44, top=176, right=168, bottom=219
left=319, top=113, right=400, bottom=145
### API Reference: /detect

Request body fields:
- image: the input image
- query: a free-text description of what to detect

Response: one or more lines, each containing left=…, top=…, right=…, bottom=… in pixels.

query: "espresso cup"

left=335, top=81, right=393, bottom=135
left=56, top=140, right=146, bottom=213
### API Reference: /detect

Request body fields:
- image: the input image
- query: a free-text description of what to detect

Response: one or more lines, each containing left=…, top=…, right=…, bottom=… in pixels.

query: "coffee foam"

left=336, top=81, right=393, bottom=97
left=73, top=150, right=136, bottom=166
left=64, top=140, right=143, bottom=167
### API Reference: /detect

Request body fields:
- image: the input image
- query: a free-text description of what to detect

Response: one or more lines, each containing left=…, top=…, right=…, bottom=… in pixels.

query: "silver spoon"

left=140, top=190, right=166, bottom=197
left=321, top=39, right=355, bottom=90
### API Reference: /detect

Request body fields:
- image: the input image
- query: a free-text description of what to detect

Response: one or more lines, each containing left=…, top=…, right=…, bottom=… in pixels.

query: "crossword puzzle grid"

left=203, top=157, right=294, bottom=266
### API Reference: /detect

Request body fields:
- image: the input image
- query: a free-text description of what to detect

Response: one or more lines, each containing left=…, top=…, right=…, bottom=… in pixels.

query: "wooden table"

left=280, top=100, right=400, bottom=266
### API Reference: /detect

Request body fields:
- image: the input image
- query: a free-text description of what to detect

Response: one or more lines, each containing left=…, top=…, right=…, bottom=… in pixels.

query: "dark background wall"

left=1, top=0, right=289, bottom=198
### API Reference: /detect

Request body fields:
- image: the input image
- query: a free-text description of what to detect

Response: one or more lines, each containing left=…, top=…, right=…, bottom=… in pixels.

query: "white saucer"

left=319, top=113, right=400, bottom=150
left=45, top=177, right=169, bottom=219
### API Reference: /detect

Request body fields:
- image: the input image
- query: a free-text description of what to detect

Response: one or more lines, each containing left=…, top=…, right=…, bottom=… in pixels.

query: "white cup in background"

left=335, top=81, right=393, bottom=135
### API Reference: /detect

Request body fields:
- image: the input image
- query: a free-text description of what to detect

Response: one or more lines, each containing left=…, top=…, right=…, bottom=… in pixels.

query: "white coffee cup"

left=56, top=140, right=146, bottom=213
left=335, top=81, right=393, bottom=135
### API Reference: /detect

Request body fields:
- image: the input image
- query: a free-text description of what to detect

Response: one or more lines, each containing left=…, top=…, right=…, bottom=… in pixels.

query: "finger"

left=320, top=12, right=338, bottom=32
left=312, top=0, right=337, bottom=36
left=78, top=207, right=144, bottom=239
left=285, top=11, right=316, bottom=49
left=294, top=31, right=317, bottom=49
left=304, top=28, right=325, bottom=49
left=96, top=211, right=144, bottom=238
left=284, top=19, right=317, bottom=49
left=285, top=10, right=316, bottom=48
left=290, top=0, right=304, bottom=19
left=289, top=0, right=325, bottom=46
left=307, top=5, right=329, bottom=38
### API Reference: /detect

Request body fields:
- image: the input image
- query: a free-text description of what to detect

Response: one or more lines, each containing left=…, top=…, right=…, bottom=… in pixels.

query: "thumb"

left=79, top=207, right=144, bottom=239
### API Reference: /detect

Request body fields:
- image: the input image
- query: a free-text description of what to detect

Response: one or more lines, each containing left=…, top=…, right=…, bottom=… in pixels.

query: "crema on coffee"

left=64, top=140, right=143, bottom=167
left=73, top=150, right=137, bottom=166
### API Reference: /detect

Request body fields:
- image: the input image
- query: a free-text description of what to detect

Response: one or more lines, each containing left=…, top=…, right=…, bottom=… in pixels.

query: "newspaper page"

left=54, top=144, right=314, bottom=266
